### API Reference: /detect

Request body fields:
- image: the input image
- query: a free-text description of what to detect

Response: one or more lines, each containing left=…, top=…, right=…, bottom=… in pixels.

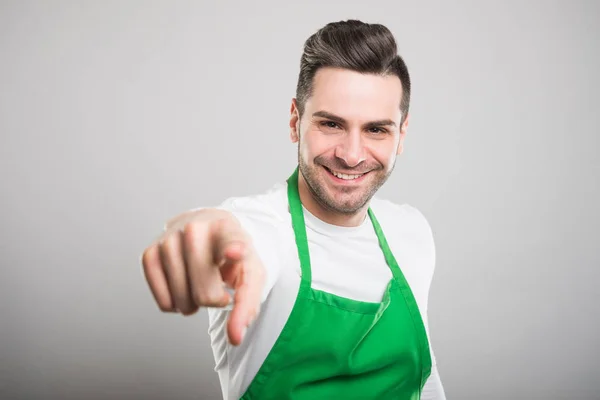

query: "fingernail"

left=241, top=327, right=247, bottom=341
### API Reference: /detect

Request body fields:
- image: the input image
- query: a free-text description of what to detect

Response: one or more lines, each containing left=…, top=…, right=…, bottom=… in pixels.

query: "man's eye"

left=321, top=121, right=339, bottom=129
left=369, top=127, right=386, bottom=134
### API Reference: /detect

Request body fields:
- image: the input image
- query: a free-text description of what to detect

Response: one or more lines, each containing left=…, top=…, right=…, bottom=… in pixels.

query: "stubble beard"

left=297, top=146, right=395, bottom=215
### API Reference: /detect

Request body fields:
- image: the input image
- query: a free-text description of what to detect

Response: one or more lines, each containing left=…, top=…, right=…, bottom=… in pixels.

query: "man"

left=142, top=20, right=446, bottom=399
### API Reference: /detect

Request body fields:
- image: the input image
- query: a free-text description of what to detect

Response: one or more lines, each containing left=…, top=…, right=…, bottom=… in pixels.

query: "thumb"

left=210, top=217, right=249, bottom=266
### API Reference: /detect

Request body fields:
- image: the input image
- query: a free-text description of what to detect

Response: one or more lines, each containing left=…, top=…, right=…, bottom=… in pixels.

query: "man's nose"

left=334, top=131, right=366, bottom=168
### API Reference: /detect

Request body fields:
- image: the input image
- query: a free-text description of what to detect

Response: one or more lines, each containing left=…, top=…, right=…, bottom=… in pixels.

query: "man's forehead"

left=307, top=67, right=404, bottom=122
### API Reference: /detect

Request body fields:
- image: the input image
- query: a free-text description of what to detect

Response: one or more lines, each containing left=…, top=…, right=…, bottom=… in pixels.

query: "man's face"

left=290, top=67, right=408, bottom=215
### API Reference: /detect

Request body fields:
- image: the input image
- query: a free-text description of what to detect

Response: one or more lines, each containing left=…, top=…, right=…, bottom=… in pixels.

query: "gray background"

left=1, top=1, right=599, bottom=399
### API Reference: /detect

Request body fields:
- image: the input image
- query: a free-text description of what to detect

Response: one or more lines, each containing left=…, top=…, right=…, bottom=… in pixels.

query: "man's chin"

left=329, top=202, right=366, bottom=215
left=319, top=191, right=368, bottom=214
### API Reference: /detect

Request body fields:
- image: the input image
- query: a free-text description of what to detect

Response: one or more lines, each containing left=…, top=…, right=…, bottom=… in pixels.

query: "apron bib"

left=240, top=168, right=431, bottom=399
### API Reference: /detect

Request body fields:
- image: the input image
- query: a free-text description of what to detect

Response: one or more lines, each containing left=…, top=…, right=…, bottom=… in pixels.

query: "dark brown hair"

left=295, top=20, right=411, bottom=123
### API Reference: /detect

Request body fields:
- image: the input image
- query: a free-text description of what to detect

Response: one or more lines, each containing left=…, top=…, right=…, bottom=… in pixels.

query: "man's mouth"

left=323, top=166, right=367, bottom=181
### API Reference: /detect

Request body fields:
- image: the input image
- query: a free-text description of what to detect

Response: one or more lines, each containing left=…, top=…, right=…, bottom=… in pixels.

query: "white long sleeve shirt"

left=206, top=182, right=446, bottom=399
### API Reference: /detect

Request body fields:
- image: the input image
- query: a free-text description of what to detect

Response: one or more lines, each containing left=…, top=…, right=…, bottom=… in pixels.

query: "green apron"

left=240, top=168, right=432, bottom=399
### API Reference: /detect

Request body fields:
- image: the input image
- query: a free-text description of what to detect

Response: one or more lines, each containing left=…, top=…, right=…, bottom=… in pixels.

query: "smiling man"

left=142, top=20, right=446, bottom=399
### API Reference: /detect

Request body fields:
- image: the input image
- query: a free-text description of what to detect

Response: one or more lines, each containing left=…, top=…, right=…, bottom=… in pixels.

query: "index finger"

left=226, top=253, right=265, bottom=346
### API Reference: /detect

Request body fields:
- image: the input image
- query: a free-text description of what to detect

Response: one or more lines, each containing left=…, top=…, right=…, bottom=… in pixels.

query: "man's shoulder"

left=371, top=196, right=431, bottom=225
left=370, top=197, right=436, bottom=276
left=370, top=196, right=434, bottom=240
left=217, top=182, right=289, bottom=224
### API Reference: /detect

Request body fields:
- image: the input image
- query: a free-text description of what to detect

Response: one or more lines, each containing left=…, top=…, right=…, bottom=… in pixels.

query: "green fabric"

left=240, top=167, right=432, bottom=399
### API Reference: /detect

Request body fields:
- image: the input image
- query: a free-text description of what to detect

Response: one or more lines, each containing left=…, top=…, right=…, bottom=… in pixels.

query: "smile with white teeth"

left=328, top=168, right=365, bottom=180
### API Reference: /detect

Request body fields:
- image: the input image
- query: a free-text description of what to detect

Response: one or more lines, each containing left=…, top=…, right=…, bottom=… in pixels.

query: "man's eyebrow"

left=312, top=111, right=347, bottom=124
left=364, top=119, right=397, bottom=127
left=312, top=110, right=397, bottom=128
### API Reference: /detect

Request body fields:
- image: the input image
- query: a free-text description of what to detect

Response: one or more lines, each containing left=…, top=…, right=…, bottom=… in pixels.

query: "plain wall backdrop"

left=1, top=1, right=599, bottom=399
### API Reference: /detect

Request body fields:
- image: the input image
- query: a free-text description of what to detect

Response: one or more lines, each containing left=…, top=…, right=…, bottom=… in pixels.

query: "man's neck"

left=297, top=172, right=368, bottom=227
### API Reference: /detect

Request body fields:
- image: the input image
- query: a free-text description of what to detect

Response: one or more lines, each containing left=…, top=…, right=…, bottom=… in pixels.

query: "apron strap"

left=367, top=209, right=404, bottom=283
left=287, top=167, right=312, bottom=290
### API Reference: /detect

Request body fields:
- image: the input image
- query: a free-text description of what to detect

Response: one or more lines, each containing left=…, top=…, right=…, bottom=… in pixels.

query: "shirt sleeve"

left=421, top=307, right=447, bottom=399
left=421, top=362, right=447, bottom=400
left=216, top=196, right=286, bottom=304
left=413, top=206, right=447, bottom=400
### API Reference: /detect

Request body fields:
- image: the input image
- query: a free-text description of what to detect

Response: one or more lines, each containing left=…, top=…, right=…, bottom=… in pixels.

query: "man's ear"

left=397, top=113, right=410, bottom=155
left=290, top=99, right=300, bottom=143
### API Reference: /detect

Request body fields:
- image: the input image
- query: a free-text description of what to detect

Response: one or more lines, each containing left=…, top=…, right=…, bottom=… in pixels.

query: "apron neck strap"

left=367, top=208, right=404, bottom=283
left=287, top=167, right=312, bottom=289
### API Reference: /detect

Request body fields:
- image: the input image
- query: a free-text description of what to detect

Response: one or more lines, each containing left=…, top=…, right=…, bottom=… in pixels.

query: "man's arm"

left=421, top=355, right=447, bottom=399
left=413, top=205, right=447, bottom=399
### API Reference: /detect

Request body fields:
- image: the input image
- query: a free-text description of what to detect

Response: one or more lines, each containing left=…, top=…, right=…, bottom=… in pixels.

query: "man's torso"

left=206, top=182, right=436, bottom=399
